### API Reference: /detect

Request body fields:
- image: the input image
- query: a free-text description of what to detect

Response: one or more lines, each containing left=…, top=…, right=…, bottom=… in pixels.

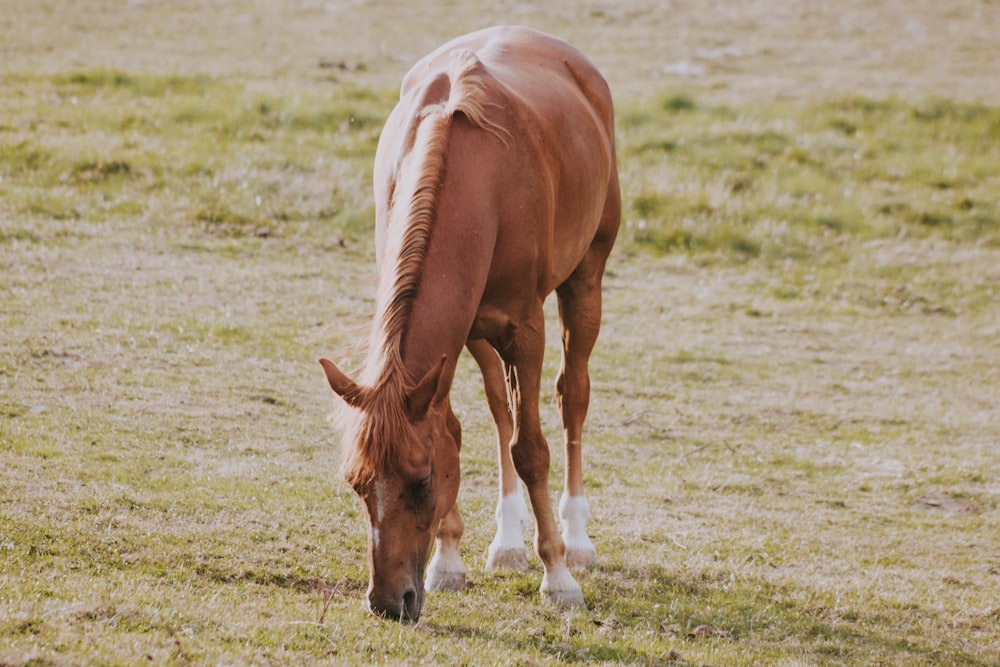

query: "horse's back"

left=376, top=27, right=619, bottom=336
left=401, top=26, right=613, bottom=129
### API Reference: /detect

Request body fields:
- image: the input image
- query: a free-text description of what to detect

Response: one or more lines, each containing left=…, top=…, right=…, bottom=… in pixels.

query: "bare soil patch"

left=2, top=0, right=999, bottom=103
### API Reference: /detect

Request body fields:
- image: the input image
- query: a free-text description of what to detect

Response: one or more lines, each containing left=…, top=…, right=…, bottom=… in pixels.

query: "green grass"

left=0, top=70, right=382, bottom=250
left=617, top=93, right=1000, bottom=262
left=1, top=47, right=999, bottom=667
left=4, top=73, right=1000, bottom=262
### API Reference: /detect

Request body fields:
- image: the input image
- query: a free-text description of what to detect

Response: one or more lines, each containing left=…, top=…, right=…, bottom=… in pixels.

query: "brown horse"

left=319, top=25, right=620, bottom=621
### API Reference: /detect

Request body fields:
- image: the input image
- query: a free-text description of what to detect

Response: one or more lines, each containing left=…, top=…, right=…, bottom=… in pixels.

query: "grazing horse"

left=319, top=25, right=620, bottom=621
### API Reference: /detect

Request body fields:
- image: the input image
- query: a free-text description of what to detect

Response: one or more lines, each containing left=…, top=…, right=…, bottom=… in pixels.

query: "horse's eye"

left=413, top=475, right=432, bottom=496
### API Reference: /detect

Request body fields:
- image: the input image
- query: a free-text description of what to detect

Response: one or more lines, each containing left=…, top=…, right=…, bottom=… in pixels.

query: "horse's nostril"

left=402, top=589, right=416, bottom=606
left=401, top=588, right=419, bottom=621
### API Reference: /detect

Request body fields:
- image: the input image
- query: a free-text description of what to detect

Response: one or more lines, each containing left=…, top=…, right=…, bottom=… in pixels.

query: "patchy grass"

left=2, top=5, right=999, bottom=666
left=0, top=70, right=381, bottom=247
left=617, top=94, right=1000, bottom=262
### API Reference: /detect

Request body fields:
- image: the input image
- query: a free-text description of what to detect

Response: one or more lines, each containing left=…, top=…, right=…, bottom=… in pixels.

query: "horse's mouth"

left=367, top=578, right=425, bottom=622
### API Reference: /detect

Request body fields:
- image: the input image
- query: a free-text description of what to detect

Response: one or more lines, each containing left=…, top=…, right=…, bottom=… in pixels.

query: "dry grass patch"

left=2, top=2, right=1000, bottom=665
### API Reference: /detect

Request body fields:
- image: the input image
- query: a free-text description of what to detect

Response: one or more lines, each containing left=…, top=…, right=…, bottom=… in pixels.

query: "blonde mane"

left=340, top=50, right=509, bottom=486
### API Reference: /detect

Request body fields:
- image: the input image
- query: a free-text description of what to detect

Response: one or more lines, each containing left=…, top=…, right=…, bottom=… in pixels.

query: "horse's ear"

left=407, top=355, right=448, bottom=420
left=319, top=358, right=365, bottom=407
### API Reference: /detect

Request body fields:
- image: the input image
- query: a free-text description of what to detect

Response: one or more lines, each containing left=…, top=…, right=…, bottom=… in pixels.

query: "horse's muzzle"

left=368, top=584, right=424, bottom=622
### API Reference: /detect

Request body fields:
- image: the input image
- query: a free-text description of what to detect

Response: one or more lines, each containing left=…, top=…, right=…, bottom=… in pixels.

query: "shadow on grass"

left=579, top=561, right=996, bottom=666
left=190, top=560, right=366, bottom=598
left=424, top=617, right=677, bottom=666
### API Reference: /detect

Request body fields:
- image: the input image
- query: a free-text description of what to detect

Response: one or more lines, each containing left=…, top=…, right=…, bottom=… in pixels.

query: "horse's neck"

left=398, top=215, right=498, bottom=390
left=396, top=263, right=476, bottom=385
left=373, top=112, right=501, bottom=390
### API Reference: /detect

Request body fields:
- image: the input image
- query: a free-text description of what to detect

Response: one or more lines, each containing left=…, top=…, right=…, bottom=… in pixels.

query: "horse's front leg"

left=425, top=405, right=467, bottom=592
left=502, top=313, right=584, bottom=608
left=425, top=502, right=467, bottom=592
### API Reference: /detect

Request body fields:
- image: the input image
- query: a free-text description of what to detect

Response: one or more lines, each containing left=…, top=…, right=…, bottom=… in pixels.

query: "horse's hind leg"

left=554, top=248, right=612, bottom=569
left=468, top=339, right=530, bottom=571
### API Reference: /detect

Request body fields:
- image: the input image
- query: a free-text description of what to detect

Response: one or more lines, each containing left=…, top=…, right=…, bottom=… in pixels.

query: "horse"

left=319, top=25, right=620, bottom=622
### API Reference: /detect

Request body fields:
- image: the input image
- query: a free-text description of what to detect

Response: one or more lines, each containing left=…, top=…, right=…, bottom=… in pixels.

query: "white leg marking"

left=425, top=540, right=467, bottom=592
left=559, top=492, right=597, bottom=569
left=486, top=482, right=531, bottom=570
left=541, top=564, right=585, bottom=609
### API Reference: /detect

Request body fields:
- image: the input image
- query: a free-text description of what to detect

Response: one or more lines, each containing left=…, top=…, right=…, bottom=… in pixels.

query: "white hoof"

left=565, top=543, right=598, bottom=570
left=541, top=568, right=585, bottom=609
left=426, top=546, right=466, bottom=591
left=486, top=545, right=530, bottom=571
left=425, top=568, right=467, bottom=592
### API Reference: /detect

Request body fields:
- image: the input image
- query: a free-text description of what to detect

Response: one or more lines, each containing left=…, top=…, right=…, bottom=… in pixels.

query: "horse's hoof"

left=542, top=585, right=586, bottom=609
left=486, top=547, right=530, bottom=571
left=540, top=569, right=585, bottom=609
left=565, top=545, right=598, bottom=570
left=425, top=569, right=467, bottom=592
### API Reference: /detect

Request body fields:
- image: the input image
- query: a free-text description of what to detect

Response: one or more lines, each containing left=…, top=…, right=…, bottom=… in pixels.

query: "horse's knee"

left=555, top=364, right=590, bottom=401
left=510, top=436, right=550, bottom=485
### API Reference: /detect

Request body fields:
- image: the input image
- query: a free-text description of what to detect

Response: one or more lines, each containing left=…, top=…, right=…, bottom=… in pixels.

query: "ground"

left=1, top=1, right=998, bottom=665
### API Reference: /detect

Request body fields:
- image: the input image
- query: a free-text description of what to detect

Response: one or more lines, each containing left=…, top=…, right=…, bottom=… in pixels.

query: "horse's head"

left=319, top=356, right=460, bottom=622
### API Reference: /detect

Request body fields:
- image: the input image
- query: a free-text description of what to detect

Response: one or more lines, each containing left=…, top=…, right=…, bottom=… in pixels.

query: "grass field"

left=2, top=2, right=999, bottom=665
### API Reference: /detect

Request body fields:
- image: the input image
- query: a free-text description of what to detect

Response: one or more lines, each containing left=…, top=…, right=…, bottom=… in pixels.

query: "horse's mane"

left=340, top=49, right=509, bottom=487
